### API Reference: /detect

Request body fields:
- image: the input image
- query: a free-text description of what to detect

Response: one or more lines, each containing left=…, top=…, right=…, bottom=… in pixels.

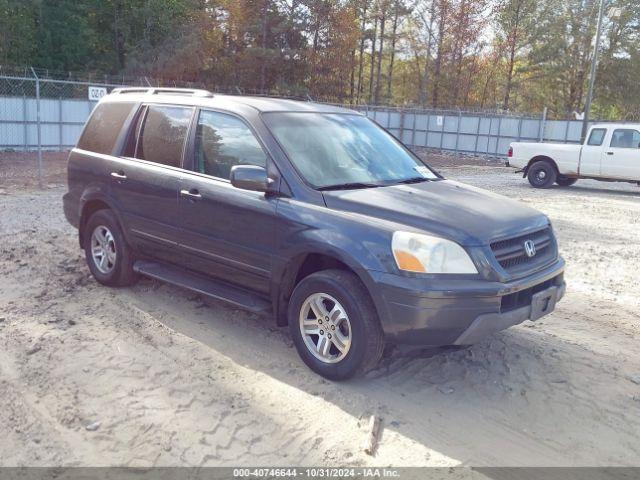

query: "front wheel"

left=527, top=161, right=557, bottom=188
left=556, top=176, right=577, bottom=187
left=288, top=269, right=384, bottom=380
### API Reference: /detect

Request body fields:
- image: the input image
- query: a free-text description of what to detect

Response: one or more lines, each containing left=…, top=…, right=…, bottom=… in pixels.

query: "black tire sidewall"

left=528, top=162, right=556, bottom=188
left=83, top=210, right=132, bottom=286
left=288, top=273, right=372, bottom=380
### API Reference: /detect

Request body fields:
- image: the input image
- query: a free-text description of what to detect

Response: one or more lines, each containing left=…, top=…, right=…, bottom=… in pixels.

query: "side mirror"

left=230, top=165, right=272, bottom=193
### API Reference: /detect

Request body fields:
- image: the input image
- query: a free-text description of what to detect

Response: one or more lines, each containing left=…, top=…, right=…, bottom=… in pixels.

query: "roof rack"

left=110, top=87, right=214, bottom=98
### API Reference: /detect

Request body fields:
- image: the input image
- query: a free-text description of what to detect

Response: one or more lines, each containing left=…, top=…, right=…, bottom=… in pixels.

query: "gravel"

left=0, top=153, right=639, bottom=467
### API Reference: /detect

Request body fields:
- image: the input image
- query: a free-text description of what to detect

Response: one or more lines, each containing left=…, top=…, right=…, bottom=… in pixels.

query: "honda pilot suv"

left=63, top=88, right=565, bottom=379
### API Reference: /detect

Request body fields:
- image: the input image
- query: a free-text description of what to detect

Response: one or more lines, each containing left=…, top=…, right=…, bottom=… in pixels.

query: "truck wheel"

left=288, top=269, right=384, bottom=380
left=527, top=161, right=557, bottom=188
left=83, top=209, right=138, bottom=287
left=556, top=176, right=577, bottom=187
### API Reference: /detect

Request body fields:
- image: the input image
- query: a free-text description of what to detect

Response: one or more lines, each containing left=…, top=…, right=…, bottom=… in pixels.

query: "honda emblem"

left=524, top=239, right=536, bottom=258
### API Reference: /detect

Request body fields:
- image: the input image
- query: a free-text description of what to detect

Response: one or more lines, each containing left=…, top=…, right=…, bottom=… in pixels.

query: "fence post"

left=22, top=95, right=28, bottom=152
left=399, top=108, right=405, bottom=143
left=31, top=67, right=43, bottom=188
left=425, top=112, right=431, bottom=148
left=454, top=109, right=462, bottom=154
left=539, top=107, right=547, bottom=142
left=411, top=109, right=417, bottom=147
left=495, top=116, right=503, bottom=157
left=488, top=116, right=494, bottom=155
left=473, top=115, right=481, bottom=156
left=59, top=97, right=63, bottom=151
left=516, top=117, right=523, bottom=142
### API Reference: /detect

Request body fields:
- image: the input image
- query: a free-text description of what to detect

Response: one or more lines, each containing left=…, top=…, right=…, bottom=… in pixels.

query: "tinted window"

left=194, top=111, right=266, bottom=179
left=122, top=106, right=145, bottom=157
left=77, top=102, right=135, bottom=154
left=136, top=105, right=193, bottom=167
left=587, top=128, right=606, bottom=146
left=610, top=129, right=640, bottom=149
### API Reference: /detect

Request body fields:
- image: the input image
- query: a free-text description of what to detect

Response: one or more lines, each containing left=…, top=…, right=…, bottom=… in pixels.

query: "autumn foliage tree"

left=1, top=0, right=639, bottom=118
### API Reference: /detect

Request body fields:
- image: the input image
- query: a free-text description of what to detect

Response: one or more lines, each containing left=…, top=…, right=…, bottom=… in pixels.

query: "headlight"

left=392, top=231, right=478, bottom=274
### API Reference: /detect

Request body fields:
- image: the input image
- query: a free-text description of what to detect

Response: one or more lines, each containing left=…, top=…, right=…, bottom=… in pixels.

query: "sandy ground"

left=0, top=152, right=639, bottom=467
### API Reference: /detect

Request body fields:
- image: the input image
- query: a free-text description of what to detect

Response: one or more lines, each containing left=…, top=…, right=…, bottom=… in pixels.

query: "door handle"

left=180, top=189, right=202, bottom=201
left=110, top=171, right=127, bottom=180
left=606, top=151, right=614, bottom=155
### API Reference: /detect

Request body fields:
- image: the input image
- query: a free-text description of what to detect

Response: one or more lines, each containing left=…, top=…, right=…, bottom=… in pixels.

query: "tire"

left=287, top=269, right=384, bottom=380
left=556, top=176, right=577, bottom=187
left=527, top=160, right=557, bottom=188
left=83, top=209, right=138, bottom=287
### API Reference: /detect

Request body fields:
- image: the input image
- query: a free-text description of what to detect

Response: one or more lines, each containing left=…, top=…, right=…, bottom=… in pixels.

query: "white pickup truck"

left=507, top=123, right=640, bottom=188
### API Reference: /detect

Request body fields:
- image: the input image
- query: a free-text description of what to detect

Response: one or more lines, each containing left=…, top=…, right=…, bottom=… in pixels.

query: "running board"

left=133, top=260, right=271, bottom=314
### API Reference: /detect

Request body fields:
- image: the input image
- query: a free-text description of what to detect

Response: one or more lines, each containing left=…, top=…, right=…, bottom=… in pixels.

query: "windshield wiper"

left=391, top=176, right=431, bottom=185
left=317, top=182, right=382, bottom=191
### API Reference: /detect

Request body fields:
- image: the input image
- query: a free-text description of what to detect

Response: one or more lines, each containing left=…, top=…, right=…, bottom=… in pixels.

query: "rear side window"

left=610, top=129, right=640, bottom=149
left=77, top=102, right=135, bottom=154
left=125, top=105, right=193, bottom=168
left=194, top=110, right=266, bottom=180
left=587, top=128, right=606, bottom=146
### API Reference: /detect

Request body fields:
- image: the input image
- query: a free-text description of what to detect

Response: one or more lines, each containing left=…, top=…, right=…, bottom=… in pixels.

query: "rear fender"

left=78, top=186, right=128, bottom=247
left=524, top=156, right=558, bottom=178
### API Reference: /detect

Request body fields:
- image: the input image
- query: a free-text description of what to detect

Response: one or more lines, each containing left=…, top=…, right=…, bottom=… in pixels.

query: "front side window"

left=130, top=105, right=193, bottom=167
left=194, top=110, right=266, bottom=180
left=587, top=128, right=606, bottom=146
left=610, top=129, right=640, bottom=149
left=77, top=102, right=135, bottom=155
left=263, top=112, right=438, bottom=189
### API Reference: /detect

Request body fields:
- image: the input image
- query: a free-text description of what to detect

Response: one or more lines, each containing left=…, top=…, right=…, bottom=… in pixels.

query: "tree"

left=494, top=0, right=537, bottom=110
left=0, top=0, right=638, bottom=117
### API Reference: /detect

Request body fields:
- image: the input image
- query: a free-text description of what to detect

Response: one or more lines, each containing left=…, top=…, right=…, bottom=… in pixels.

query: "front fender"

left=272, top=198, right=397, bottom=326
left=275, top=198, right=395, bottom=273
left=276, top=232, right=385, bottom=297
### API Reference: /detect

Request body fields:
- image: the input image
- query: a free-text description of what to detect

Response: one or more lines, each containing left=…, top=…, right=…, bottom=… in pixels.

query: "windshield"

left=263, top=112, right=439, bottom=189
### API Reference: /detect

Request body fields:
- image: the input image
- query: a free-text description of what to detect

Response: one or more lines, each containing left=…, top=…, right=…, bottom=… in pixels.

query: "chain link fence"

left=0, top=69, right=629, bottom=187
left=0, top=72, right=127, bottom=152
left=353, top=105, right=553, bottom=157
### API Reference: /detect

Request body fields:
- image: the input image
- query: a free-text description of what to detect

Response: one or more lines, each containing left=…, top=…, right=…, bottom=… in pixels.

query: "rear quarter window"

left=134, top=105, right=193, bottom=168
left=77, top=102, right=135, bottom=155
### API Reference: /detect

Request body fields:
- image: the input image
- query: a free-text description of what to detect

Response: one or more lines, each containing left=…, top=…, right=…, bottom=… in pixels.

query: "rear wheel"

left=84, top=209, right=138, bottom=287
left=288, top=269, right=384, bottom=380
left=556, top=176, right=577, bottom=187
left=527, top=160, right=557, bottom=188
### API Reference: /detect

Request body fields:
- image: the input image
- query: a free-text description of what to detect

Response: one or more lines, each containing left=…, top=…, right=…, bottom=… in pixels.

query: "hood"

left=322, top=179, right=549, bottom=246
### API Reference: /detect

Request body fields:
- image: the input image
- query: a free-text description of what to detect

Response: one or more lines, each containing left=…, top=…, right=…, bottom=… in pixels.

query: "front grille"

left=490, top=227, right=556, bottom=274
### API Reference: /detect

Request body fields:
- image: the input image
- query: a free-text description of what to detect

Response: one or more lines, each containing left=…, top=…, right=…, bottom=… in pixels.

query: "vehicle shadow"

left=126, top=278, right=639, bottom=466
left=555, top=184, right=640, bottom=197
left=518, top=182, right=640, bottom=198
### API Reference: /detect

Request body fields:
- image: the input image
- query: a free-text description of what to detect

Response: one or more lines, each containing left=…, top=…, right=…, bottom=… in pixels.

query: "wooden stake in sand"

left=363, top=415, right=381, bottom=456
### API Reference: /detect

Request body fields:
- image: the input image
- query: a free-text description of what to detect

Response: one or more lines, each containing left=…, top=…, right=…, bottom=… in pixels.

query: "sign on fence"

left=88, top=86, right=108, bottom=101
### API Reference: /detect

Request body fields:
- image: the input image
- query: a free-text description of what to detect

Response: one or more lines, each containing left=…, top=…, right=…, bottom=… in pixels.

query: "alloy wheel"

left=90, top=225, right=117, bottom=274
left=299, top=293, right=352, bottom=364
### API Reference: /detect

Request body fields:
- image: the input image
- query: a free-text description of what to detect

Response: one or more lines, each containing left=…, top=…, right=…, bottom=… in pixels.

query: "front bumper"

left=453, top=283, right=563, bottom=345
left=369, top=258, right=565, bottom=346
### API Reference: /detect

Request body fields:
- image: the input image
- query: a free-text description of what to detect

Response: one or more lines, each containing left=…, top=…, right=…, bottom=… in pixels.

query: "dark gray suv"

left=63, top=88, right=565, bottom=379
